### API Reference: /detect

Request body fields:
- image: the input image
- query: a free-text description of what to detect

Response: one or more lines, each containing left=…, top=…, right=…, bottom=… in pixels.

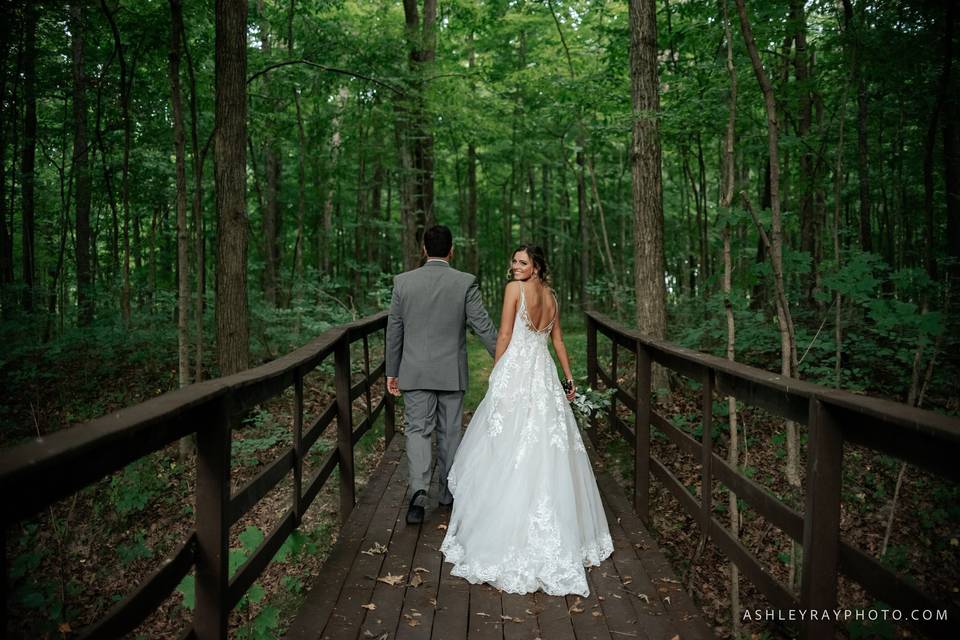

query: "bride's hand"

left=563, top=379, right=575, bottom=401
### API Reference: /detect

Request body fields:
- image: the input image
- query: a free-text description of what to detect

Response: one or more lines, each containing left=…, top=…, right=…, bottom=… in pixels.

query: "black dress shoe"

left=438, top=497, right=453, bottom=509
left=406, top=489, right=427, bottom=524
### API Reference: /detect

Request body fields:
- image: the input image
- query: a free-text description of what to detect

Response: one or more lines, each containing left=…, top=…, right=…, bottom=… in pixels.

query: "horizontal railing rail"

left=0, top=311, right=395, bottom=640
left=585, top=310, right=960, bottom=640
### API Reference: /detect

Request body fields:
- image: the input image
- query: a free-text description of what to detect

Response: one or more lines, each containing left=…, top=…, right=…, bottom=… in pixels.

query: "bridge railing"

left=0, top=311, right=394, bottom=640
left=585, top=310, right=960, bottom=640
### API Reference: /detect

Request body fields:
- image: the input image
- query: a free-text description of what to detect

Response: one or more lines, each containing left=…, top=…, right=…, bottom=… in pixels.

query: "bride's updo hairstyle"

left=509, top=244, right=550, bottom=285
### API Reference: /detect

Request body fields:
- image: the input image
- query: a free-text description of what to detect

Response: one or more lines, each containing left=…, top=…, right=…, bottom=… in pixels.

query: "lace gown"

left=439, top=286, right=613, bottom=597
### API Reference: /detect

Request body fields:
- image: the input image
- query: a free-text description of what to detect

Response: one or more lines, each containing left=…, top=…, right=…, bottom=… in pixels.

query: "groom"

left=386, top=225, right=498, bottom=525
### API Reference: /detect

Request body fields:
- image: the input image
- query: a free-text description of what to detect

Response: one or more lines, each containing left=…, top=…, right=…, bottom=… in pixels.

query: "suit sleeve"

left=465, top=278, right=498, bottom=356
left=386, top=278, right=403, bottom=377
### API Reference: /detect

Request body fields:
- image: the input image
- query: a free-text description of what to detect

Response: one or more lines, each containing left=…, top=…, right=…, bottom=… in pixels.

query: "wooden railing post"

left=383, top=326, right=396, bottom=445
left=800, top=398, right=843, bottom=640
left=634, top=341, right=652, bottom=522
left=700, top=370, right=714, bottom=535
left=293, top=370, right=304, bottom=525
left=194, top=397, right=232, bottom=640
left=608, top=341, right=619, bottom=430
left=334, top=336, right=355, bottom=523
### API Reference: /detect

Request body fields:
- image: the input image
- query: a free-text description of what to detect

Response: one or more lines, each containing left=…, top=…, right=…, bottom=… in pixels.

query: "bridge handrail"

left=0, top=311, right=395, bottom=640
left=585, top=310, right=960, bottom=640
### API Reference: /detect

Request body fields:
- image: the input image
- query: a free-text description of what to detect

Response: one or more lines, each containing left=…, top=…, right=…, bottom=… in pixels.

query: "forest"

left=1, top=0, right=958, bottom=638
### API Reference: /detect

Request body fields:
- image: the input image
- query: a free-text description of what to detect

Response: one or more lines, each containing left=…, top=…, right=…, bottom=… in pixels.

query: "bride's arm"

left=494, top=282, right=521, bottom=364
left=550, top=315, right=575, bottom=400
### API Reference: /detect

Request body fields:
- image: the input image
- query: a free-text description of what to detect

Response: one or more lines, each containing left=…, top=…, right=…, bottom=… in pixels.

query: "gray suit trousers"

left=402, top=389, right=464, bottom=503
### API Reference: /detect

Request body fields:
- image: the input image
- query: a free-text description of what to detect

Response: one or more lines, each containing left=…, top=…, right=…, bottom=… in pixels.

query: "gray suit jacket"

left=386, top=260, right=498, bottom=391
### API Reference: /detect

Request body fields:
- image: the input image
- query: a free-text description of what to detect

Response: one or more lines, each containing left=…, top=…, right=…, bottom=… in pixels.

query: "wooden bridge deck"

left=285, top=433, right=715, bottom=640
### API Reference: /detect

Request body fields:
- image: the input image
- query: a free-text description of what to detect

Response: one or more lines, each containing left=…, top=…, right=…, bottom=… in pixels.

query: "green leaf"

left=239, top=526, right=265, bottom=554
left=177, top=575, right=195, bottom=610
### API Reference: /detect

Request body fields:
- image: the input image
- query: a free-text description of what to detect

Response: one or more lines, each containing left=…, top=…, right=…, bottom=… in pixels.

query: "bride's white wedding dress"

left=439, top=285, right=613, bottom=597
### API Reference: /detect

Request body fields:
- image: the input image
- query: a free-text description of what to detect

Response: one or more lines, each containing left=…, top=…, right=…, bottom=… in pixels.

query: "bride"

left=439, top=245, right=613, bottom=597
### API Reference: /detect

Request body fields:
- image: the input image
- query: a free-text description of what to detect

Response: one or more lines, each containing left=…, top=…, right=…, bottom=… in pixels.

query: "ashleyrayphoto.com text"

left=742, top=608, right=949, bottom=623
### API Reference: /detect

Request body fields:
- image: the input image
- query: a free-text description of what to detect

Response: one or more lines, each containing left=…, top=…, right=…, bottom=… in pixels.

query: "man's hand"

left=387, top=376, right=401, bottom=397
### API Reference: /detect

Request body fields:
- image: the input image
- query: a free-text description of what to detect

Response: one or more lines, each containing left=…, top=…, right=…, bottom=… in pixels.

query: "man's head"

left=423, top=225, right=454, bottom=259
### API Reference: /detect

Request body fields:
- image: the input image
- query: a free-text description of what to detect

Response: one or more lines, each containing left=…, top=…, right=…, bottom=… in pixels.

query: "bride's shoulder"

left=504, top=280, right=522, bottom=294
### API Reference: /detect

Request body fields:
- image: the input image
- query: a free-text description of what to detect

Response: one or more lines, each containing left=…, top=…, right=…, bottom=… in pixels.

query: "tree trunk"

left=792, top=0, right=817, bottom=302
left=293, top=90, right=307, bottom=293
left=215, top=0, right=250, bottom=376
left=20, top=2, right=37, bottom=312
left=630, top=0, right=668, bottom=390
left=101, top=0, right=133, bottom=323
left=736, top=0, right=802, bottom=589
left=401, top=0, right=438, bottom=251
left=72, top=3, right=94, bottom=326
left=467, top=143, right=479, bottom=276
left=721, top=0, right=740, bottom=629
left=180, top=10, right=207, bottom=380
left=170, top=0, right=190, bottom=385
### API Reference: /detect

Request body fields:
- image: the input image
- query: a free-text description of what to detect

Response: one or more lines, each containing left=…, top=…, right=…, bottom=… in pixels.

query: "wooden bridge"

left=2, top=311, right=958, bottom=640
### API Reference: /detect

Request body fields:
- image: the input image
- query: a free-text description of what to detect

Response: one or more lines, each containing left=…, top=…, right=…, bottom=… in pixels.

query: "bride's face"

left=511, top=251, right=536, bottom=281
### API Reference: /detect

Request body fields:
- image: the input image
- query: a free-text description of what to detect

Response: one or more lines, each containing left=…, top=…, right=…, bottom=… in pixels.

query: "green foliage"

left=108, top=458, right=164, bottom=516
left=117, top=531, right=155, bottom=565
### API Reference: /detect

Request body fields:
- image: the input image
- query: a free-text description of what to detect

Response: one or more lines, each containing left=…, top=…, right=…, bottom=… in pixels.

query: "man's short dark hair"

left=423, top=225, right=453, bottom=257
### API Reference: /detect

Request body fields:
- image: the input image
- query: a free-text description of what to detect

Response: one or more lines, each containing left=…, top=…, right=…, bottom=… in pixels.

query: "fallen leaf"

left=361, top=542, right=388, bottom=556
left=407, top=619, right=420, bottom=628
left=500, top=615, right=524, bottom=623
left=592, top=611, right=603, bottom=618
left=612, top=594, right=622, bottom=599
left=663, top=596, right=672, bottom=605
left=670, top=636, right=680, bottom=640
left=58, top=623, right=71, bottom=635
left=638, top=594, right=650, bottom=603
left=476, top=612, right=490, bottom=617
left=598, top=595, right=605, bottom=601
left=410, top=573, right=424, bottom=587
left=377, top=574, right=406, bottom=586
left=361, top=603, right=377, bottom=611
left=622, top=575, right=633, bottom=585
left=413, top=566, right=431, bottom=573
left=568, top=598, right=584, bottom=614
left=437, top=524, right=448, bottom=530
left=429, top=598, right=438, bottom=606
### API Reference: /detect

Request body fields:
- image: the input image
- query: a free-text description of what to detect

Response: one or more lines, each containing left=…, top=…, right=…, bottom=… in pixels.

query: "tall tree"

left=20, top=1, right=38, bottom=312
left=0, top=8, right=14, bottom=318
left=215, top=0, right=249, bottom=376
left=400, top=0, right=437, bottom=265
left=169, top=0, right=190, bottom=387
left=629, top=0, right=667, bottom=389
left=72, top=2, right=93, bottom=326
left=101, top=0, right=133, bottom=322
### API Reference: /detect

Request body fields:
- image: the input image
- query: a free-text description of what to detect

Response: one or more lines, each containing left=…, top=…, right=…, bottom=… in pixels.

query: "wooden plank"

left=587, top=438, right=713, bottom=640
left=534, top=590, right=575, bottom=640
left=303, top=402, right=335, bottom=456
left=396, top=471, right=448, bottom=640
left=321, top=449, right=408, bottom=639
left=583, top=550, right=647, bottom=640
left=469, top=584, right=504, bottom=640
left=565, top=580, right=609, bottom=640
left=501, top=592, right=540, bottom=640
left=433, top=559, right=470, bottom=640
left=301, top=448, right=339, bottom=513
left=284, top=437, right=403, bottom=639
left=357, top=456, right=419, bottom=640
